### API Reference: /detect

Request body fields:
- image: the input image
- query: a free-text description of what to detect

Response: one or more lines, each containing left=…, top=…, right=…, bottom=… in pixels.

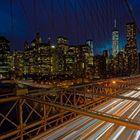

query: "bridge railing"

left=1, top=76, right=140, bottom=139
left=23, top=96, right=140, bottom=131
left=0, top=96, right=77, bottom=140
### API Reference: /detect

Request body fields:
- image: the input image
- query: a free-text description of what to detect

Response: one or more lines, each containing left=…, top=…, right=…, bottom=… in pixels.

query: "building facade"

left=0, top=36, right=11, bottom=79
left=112, top=20, right=119, bottom=57
left=125, top=22, right=137, bottom=75
left=93, top=55, right=106, bottom=78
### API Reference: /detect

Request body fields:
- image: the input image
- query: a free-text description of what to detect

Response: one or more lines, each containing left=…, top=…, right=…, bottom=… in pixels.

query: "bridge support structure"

left=1, top=76, right=140, bottom=139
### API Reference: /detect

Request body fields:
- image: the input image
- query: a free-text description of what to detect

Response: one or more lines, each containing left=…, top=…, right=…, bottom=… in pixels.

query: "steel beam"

left=23, top=96, right=140, bottom=130
left=0, top=96, right=19, bottom=103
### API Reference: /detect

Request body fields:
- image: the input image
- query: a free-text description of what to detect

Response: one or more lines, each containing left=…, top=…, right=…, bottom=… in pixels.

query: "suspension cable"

left=10, top=0, right=13, bottom=36
left=124, top=0, right=140, bottom=33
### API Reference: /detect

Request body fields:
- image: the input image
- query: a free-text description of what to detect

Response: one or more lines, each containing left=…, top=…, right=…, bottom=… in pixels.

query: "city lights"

left=51, top=45, right=55, bottom=48
left=0, top=0, right=140, bottom=140
left=0, top=22, right=138, bottom=81
left=112, top=80, right=116, bottom=84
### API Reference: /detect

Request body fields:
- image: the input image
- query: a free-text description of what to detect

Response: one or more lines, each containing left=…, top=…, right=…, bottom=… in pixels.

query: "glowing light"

left=112, top=80, right=116, bottom=84
left=51, top=45, right=55, bottom=48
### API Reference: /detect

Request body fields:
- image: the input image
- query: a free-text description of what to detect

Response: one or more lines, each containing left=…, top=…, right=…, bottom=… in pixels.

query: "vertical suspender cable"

left=78, top=0, right=90, bottom=41
left=64, top=0, right=68, bottom=36
left=124, top=0, right=140, bottom=33
left=51, top=0, right=56, bottom=37
left=68, top=0, right=77, bottom=43
left=10, top=0, right=14, bottom=39
left=75, top=0, right=80, bottom=44
left=33, top=0, right=37, bottom=32
left=87, top=0, right=100, bottom=51
left=69, top=0, right=80, bottom=44
left=41, top=0, right=53, bottom=37
left=18, top=0, right=34, bottom=32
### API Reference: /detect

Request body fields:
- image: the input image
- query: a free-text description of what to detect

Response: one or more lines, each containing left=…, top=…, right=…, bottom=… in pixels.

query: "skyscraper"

left=86, top=40, right=94, bottom=56
left=56, top=36, right=69, bottom=74
left=112, top=19, right=119, bottom=57
left=125, top=22, right=137, bottom=74
left=0, top=36, right=11, bottom=79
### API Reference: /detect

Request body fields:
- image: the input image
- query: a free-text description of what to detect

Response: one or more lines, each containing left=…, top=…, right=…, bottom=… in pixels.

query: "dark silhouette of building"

left=103, top=50, right=109, bottom=58
left=93, top=55, right=106, bottom=78
left=115, top=50, right=127, bottom=76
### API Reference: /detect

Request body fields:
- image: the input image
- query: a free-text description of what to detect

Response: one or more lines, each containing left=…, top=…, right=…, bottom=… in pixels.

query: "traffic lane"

left=39, top=89, right=140, bottom=139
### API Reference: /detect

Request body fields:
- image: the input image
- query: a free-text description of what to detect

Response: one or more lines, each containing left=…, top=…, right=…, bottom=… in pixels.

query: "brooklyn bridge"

left=0, top=0, right=140, bottom=139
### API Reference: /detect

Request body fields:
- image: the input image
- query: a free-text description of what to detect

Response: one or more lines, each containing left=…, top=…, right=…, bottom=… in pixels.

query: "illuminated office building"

left=0, top=34, right=114, bottom=81
left=86, top=40, right=94, bottom=56
left=112, top=20, right=119, bottom=57
left=24, top=33, right=56, bottom=79
left=13, top=51, right=24, bottom=79
left=86, top=40, right=94, bottom=75
left=57, top=36, right=68, bottom=54
left=35, top=42, right=55, bottom=76
left=0, top=36, right=11, bottom=78
left=81, top=43, right=94, bottom=79
left=24, top=41, right=36, bottom=77
left=125, top=22, right=137, bottom=74
left=56, top=36, right=69, bottom=74
left=65, top=45, right=78, bottom=77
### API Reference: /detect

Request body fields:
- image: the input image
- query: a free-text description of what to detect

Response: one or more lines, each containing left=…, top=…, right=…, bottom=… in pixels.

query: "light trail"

left=34, top=89, right=140, bottom=140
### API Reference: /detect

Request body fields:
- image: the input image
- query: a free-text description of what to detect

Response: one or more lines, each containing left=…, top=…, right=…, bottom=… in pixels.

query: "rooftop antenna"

left=114, top=19, right=117, bottom=28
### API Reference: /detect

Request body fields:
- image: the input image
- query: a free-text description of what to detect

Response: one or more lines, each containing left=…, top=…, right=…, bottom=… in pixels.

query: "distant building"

left=102, top=50, right=109, bottom=77
left=115, top=50, right=127, bottom=76
left=0, top=36, right=11, bottom=79
left=112, top=19, right=119, bottom=57
left=2, top=33, right=133, bottom=81
left=86, top=40, right=94, bottom=75
left=107, top=59, right=115, bottom=77
left=103, top=50, right=109, bottom=58
left=65, top=45, right=78, bottom=77
left=93, top=55, right=106, bottom=78
left=86, top=40, right=94, bottom=56
left=56, top=36, right=69, bottom=75
left=24, top=41, right=36, bottom=77
left=13, top=51, right=24, bottom=79
left=78, top=43, right=94, bottom=80
left=23, top=33, right=56, bottom=80
left=125, top=22, right=137, bottom=75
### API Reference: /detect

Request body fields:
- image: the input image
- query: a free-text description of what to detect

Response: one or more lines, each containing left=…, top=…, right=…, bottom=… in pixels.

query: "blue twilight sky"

left=0, top=0, right=140, bottom=54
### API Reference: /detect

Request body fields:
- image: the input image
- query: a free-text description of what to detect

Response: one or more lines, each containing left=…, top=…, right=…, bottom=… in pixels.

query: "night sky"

left=0, top=0, right=140, bottom=54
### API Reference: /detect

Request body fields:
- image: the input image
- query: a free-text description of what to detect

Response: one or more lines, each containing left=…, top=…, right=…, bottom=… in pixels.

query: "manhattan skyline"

left=0, top=0, right=140, bottom=54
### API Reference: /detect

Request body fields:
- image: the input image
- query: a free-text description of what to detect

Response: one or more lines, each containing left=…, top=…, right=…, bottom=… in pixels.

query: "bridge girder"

left=23, top=96, right=140, bottom=131
left=1, top=76, right=140, bottom=139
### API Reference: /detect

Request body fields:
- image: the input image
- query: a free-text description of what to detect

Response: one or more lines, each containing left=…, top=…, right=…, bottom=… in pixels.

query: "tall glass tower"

left=112, top=19, right=119, bottom=57
left=0, top=36, right=11, bottom=78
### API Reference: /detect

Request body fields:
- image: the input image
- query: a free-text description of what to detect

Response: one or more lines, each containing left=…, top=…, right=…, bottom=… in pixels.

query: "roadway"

left=33, top=88, right=140, bottom=140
